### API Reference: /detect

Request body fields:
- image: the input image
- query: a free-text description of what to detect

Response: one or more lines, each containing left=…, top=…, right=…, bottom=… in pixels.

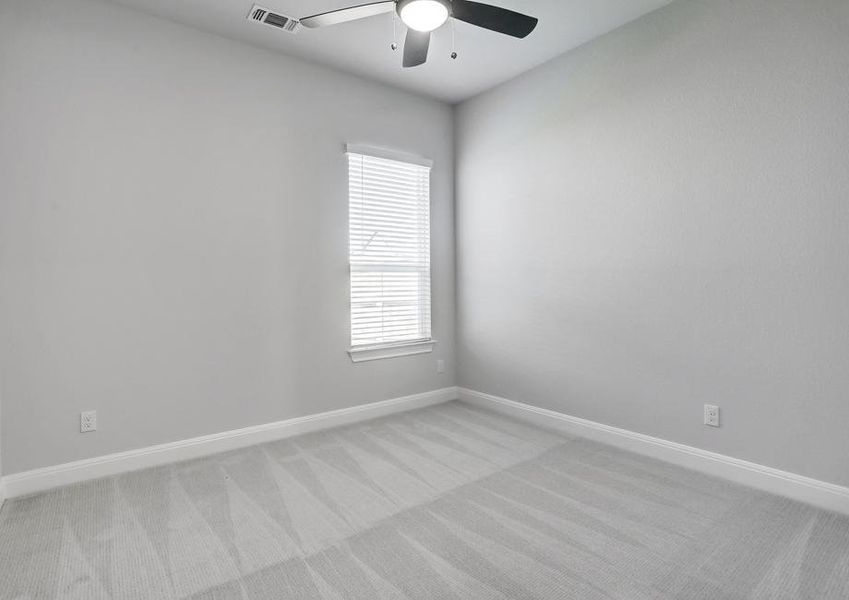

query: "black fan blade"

left=403, top=29, right=430, bottom=68
left=451, top=0, right=538, bottom=38
left=300, top=1, right=395, bottom=29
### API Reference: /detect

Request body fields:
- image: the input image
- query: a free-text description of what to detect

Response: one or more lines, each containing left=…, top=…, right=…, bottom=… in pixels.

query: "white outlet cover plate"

left=704, top=405, right=720, bottom=427
left=81, top=411, right=97, bottom=433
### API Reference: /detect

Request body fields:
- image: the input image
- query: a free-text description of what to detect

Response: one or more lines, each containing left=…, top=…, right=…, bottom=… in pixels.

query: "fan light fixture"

left=398, top=0, right=449, bottom=33
left=299, top=0, right=538, bottom=69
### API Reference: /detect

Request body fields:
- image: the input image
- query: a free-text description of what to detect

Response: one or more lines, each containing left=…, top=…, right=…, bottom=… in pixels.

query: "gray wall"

left=0, top=0, right=455, bottom=474
left=456, top=0, right=849, bottom=486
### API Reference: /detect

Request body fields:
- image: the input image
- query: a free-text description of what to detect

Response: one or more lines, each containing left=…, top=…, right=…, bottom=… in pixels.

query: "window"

left=347, top=145, right=434, bottom=362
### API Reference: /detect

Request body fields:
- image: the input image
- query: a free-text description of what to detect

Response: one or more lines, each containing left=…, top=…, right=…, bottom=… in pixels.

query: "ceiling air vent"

left=247, top=5, right=301, bottom=33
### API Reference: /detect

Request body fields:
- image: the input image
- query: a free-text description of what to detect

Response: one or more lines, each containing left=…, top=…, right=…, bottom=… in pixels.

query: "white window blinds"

left=348, top=148, right=432, bottom=349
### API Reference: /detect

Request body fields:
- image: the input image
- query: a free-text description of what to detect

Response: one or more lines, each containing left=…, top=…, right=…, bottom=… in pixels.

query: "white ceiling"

left=108, top=0, right=676, bottom=103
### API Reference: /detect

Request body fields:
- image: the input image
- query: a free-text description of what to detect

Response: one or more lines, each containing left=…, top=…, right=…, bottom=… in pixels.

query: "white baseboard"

left=2, top=387, right=458, bottom=499
left=459, top=388, right=849, bottom=516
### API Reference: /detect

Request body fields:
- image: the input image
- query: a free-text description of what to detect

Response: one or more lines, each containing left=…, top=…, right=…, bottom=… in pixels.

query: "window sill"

left=348, top=340, right=436, bottom=363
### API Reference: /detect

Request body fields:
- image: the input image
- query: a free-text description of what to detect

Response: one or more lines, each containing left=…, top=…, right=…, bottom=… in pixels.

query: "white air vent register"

left=247, top=5, right=301, bottom=33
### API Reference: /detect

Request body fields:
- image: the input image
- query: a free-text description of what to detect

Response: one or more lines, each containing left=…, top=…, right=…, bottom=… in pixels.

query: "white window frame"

left=346, top=144, right=435, bottom=363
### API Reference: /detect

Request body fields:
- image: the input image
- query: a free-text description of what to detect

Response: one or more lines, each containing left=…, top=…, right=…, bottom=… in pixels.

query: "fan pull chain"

left=391, top=12, right=398, bottom=51
left=450, top=17, right=458, bottom=59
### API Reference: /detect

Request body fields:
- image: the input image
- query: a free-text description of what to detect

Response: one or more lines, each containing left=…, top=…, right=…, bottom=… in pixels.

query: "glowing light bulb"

left=398, top=0, right=449, bottom=33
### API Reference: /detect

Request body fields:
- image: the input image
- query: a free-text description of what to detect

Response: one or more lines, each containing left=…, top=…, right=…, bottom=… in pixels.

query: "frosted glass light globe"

left=399, top=0, right=449, bottom=32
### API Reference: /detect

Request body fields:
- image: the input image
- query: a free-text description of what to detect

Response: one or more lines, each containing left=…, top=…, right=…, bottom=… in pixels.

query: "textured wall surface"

left=0, top=0, right=455, bottom=474
left=456, top=0, right=849, bottom=486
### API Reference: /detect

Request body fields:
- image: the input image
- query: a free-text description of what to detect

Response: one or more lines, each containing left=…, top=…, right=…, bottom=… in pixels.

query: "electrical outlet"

left=704, top=404, right=720, bottom=428
left=436, top=359, right=445, bottom=374
left=80, top=410, right=97, bottom=433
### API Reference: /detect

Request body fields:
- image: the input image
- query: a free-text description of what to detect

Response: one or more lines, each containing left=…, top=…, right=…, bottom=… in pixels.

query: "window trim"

left=345, top=143, right=434, bottom=169
left=346, top=143, right=434, bottom=362
left=348, top=339, right=436, bottom=363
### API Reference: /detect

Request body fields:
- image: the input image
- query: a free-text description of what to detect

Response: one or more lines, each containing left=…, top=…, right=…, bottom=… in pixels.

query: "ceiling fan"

left=299, top=0, right=539, bottom=68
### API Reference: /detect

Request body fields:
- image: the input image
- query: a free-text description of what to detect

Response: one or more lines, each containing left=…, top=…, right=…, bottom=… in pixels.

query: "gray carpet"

left=1, top=401, right=848, bottom=599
